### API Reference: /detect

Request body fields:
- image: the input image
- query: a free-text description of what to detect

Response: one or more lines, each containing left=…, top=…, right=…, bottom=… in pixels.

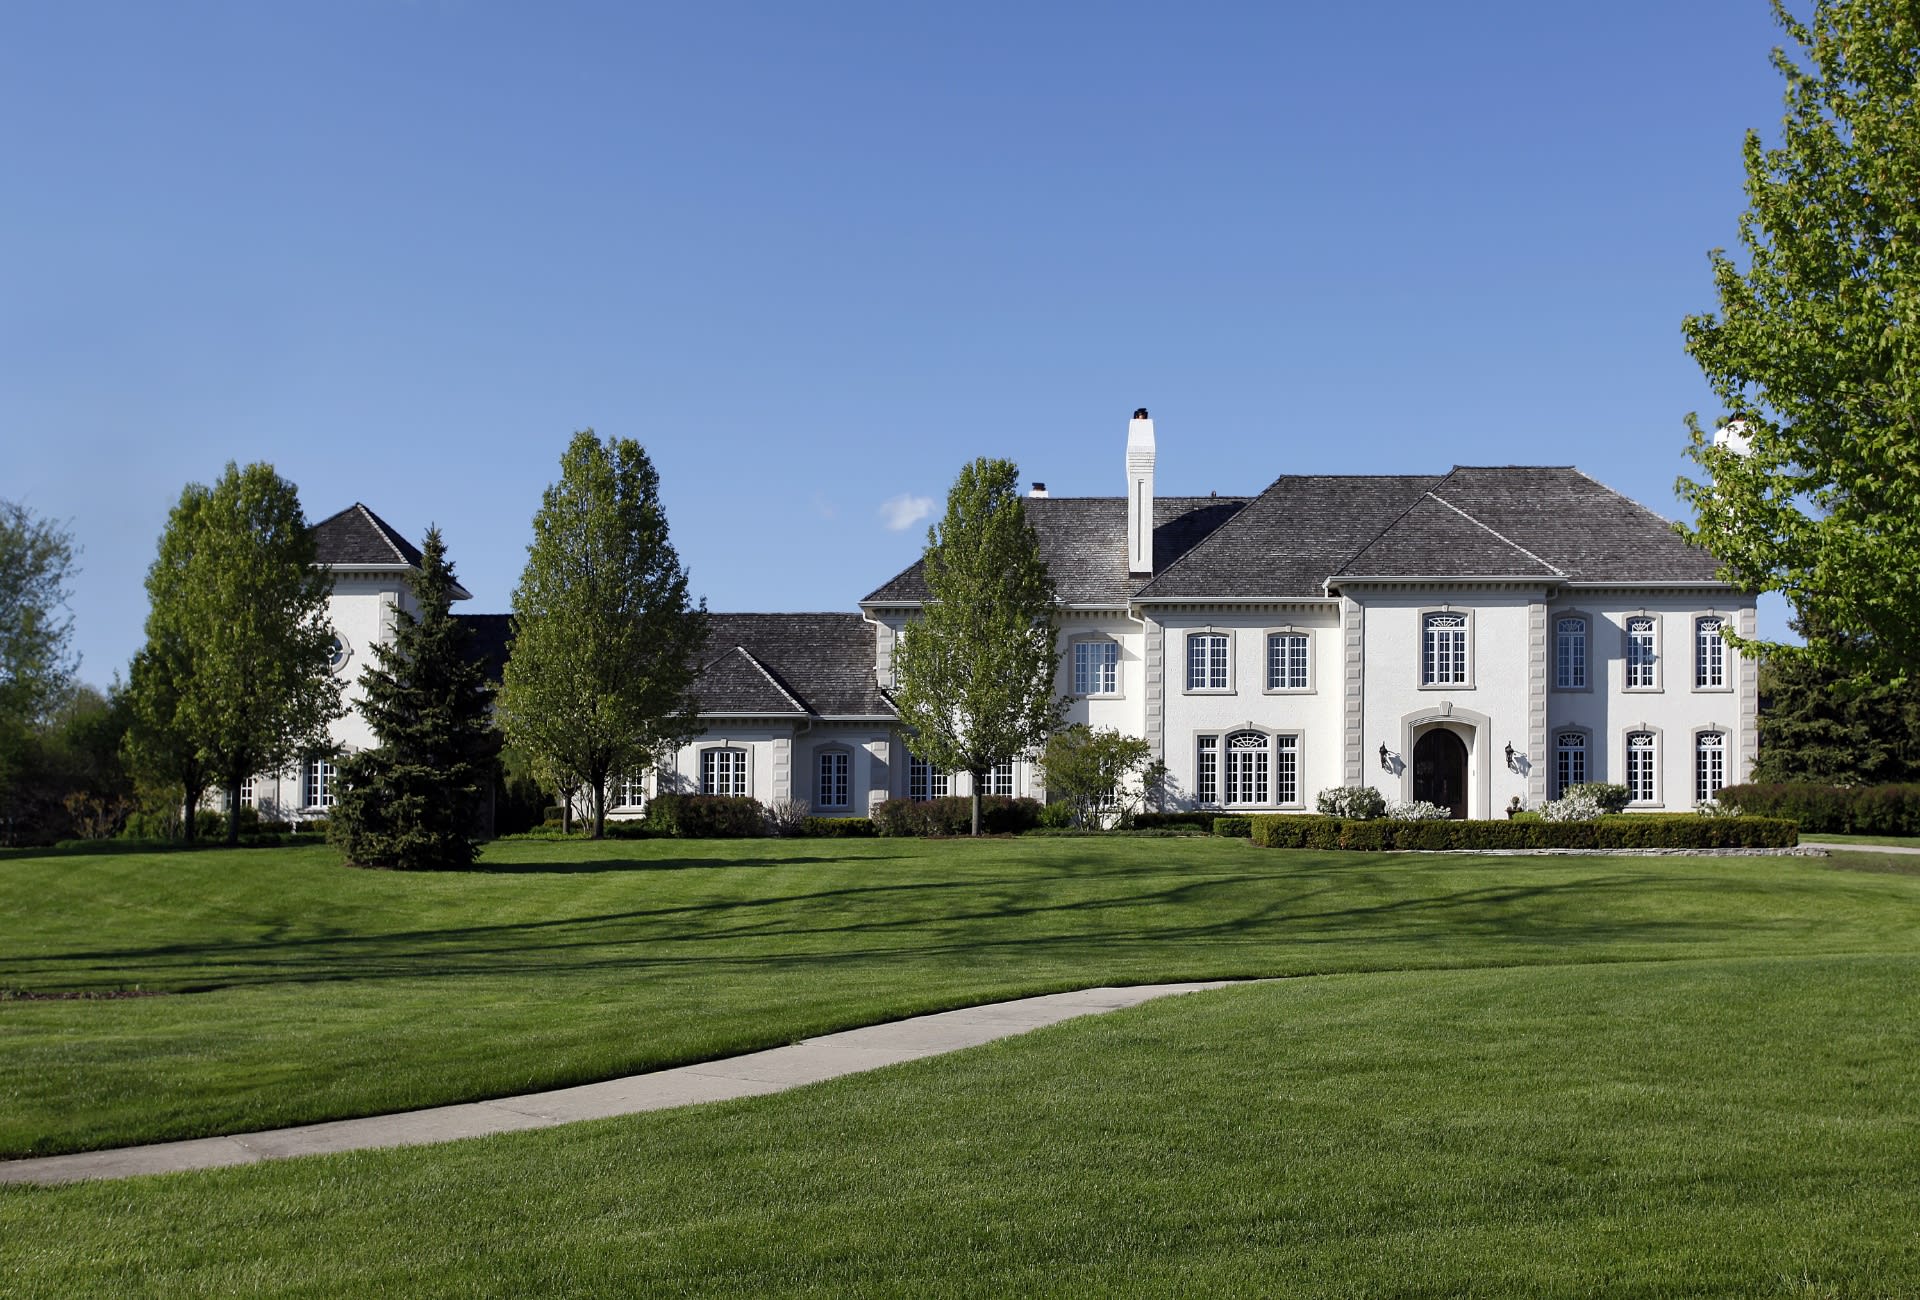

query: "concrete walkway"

left=0, top=981, right=1241, bottom=1187
left=1802, top=839, right=1920, bottom=856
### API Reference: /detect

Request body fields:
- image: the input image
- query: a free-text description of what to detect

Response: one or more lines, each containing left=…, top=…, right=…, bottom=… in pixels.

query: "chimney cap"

left=1030, top=482, right=1048, bottom=497
left=1132, top=408, right=1150, bottom=420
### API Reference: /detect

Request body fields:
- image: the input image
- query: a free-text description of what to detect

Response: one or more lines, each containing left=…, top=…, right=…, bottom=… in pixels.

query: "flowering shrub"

left=1316, top=786, right=1387, bottom=820
left=1567, top=782, right=1631, bottom=814
left=1385, top=800, right=1452, bottom=821
left=1539, top=788, right=1605, bottom=822
left=1694, top=798, right=1743, bottom=818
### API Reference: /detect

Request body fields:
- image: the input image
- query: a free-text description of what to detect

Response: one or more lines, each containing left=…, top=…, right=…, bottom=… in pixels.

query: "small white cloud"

left=879, top=493, right=935, bottom=532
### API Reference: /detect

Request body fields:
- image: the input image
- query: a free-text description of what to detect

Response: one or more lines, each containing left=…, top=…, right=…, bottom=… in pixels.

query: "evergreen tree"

left=1755, top=622, right=1920, bottom=784
left=128, top=466, right=340, bottom=843
left=497, top=431, right=707, bottom=839
left=330, top=528, right=500, bottom=869
left=891, top=457, right=1061, bottom=836
left=1678, top=0, right=1920, bottom=679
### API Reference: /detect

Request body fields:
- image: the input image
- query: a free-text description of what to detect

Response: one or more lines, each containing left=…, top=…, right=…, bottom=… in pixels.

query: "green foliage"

left=891, top=458, right=1060, bottom=835
left=0, top=684, right=134, bottom=845
left=1036, top=724, right=1163, bottom=829
left=1211, top=816, right=1253, bottom=839
left=799, top=816, right=878, bottom=838
left=329, top=529, right=501, bottom=870
left=1131, top=811, right=1217, bottom=832
left=1755, top=633, right=1920, bottom=782
left=125, top=464, right=340, bottom=844
left=1718, top=781, right=1920, bottom=835
left=492, top=746, right=551, bottom=836
left=872, top=796, right=1042, bottom=836
left=1252, top=814, right=1798, bottom=851
left=498, top=432, right=708, bottom=839
left=644, top=793, right=766, bottom=838
left=1678, top=0, right=1920, bottom=678
left=1569, top=782, right=1632, bottom=814
left=0, top=500, right=79, bottom=729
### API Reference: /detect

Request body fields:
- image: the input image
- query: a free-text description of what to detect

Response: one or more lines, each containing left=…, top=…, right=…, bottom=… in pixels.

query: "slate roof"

left=862, top=496, right=1250, bottom=606
left=456, top=613, right=513, bottom=682
left=311, top=503, right=426, bottom=568
left=698, top=613, right=893, bottom=717
left=865, top=467, right=1725, bottom=604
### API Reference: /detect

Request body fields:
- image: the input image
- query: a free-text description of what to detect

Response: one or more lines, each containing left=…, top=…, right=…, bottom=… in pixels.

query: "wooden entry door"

left=1412, top=729, right=1468, bottom=819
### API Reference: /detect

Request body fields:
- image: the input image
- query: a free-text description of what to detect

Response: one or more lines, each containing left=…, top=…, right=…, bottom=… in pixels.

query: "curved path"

left=1, top=981, right=1243, bottom=1187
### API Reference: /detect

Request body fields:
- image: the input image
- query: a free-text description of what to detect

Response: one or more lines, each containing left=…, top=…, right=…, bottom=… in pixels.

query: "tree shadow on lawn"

left=458, top=853, right=857, bottom=875
left=1, top=870, right=1766, bottom=994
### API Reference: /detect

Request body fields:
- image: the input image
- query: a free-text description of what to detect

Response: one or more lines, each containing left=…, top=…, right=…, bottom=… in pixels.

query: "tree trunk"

left=182, top=786, right=197, bottom=844
left=591, top=776, right=607, bottom=840
left=560, top=786, right=572, bottom=834
left=226, top=772, right=243, bottom=845
left=970, top=774, right=983, bottom=837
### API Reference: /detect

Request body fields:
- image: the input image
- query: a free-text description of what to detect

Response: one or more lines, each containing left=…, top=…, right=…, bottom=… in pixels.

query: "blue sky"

left=2, top=1, right=1794, bottom=689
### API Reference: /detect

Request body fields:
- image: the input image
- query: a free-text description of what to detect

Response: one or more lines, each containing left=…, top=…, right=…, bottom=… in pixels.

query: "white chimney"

left=1126, top=407, right=1155, bottom=574
left=1030, top=482, right=1049, bottom=498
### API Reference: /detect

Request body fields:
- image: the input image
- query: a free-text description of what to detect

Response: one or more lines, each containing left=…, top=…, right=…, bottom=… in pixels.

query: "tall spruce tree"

left=1678, top=0, right=1920, bottom=679
left=1754, top=620, right=1920, bottom=784
left=129, top=466, right=340, bottom=843
left=497, top=431, right=707, bottom=839
left=891, top=457, right=1061, bottom=836
left=330, top=528, right=500, bottom=869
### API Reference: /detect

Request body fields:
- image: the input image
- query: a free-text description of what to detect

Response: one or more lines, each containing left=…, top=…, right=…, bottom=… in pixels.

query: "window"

left=1273, top=734, right=1299, bottom=806
left=305, top=759, right=335, bottom=809
left=238, top=776, right=256, bottom=808
left=908, top=754, right=947, bottom=802
left=615, top=773, right=647, bottom=808
left=1554, top=732, right=1587, bottom=797
left=1695, top=616, right=1726, bottom=688
left=1422, top=613, right=1469, bottom=686
left=988, top=760, right=1014, bottom=798
left=816, top=750, right=849, bottom=809
left=1225, top=731, right=1269, bottom=805
left=328, top=635, right=349, bottom=672
left=1626, top=616, right=1658, bottom=689
left=1696, top=732, right=1726, bottom=803
left=1554, top=616, right=1587, bottom=689
left=1196, top=735, right=1218, bottom=805
left=1073, top=639, right=1119, bottom=695
left=1626, top=732, right=1657, bottom=804
left=1186, top=633, right=1230, bottom=690
left=701, top=748, right=747, bottom=796
left=1266, top=632, right=1309, bottom=691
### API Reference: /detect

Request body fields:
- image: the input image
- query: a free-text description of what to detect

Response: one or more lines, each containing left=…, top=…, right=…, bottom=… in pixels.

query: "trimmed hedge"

left=1211, top=816, right=1253, bottom=839
left=1718, top=782, right=1920, bottom=836
left=644, top=794, right=766, bottom=838
left=873, top=797, right=1042, bottom=836
left=799, top=816, right=877, bottom=838
left=1132, top=812, right=1218, bottom=832
left=1251, top=813, right=1798, bottom=851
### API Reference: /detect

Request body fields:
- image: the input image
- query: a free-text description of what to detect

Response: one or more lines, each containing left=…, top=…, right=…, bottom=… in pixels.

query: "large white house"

left=280, top=411, right=1755, bottom=823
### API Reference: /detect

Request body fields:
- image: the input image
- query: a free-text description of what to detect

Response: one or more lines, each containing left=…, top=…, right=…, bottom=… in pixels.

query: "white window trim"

left=1182, top=628, right=1235, bottom=695
left=1417, top=606, right=1475, bottom=690
left=814, top=745, right=853, bottom=811
left=907, top=753, right=948, bottom=802
left=1693, top=613, right=1733, bottom=693
left=304, top=757, right=337, bottom=811
left=1623, top=611, right=1662, bottom=693
left=613, top=772, right=648, bottom=809
left=1261, top=627, right=1315, bottom=694
left=698, top=745, right=751, bottom=798
left=1549, top=609, right=1593, bottom=693
left=1551, top=727, right=1592, bottom=799
left=1192, top=729, right=1304, bottom=810
left=1068, top=634, right=1123, bottom=699
left=987, top=758, right=1016, bottom=799
left=1623, top=726, right=1663, bottom=809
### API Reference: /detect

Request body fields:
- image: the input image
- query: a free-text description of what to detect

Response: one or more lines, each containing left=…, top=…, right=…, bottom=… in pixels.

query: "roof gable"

left=1335, top=489, right=1562, bottom=579
left=311, top=503, right=426, bottom=568
left=696, top=646, right=806, bottom=715
left=701, top=613, right=893, bottom=717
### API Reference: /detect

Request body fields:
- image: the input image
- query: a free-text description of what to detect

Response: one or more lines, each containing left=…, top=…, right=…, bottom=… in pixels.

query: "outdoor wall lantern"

left=1379, top=743, right=1392, bottom=771
left=1505, top=742, right=1520, bottom=771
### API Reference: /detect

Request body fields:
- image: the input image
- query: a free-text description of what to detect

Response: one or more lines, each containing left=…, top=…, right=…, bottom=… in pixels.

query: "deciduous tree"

left=1678, top=0, right=1920, bottom=679
left=0, top=499, right=79, bottom=728
left=497, top=431, right=707, bottom=839
left=330, top=528, right=501, bottom=868
left=891, top=458, right=1061, bottom=836
left=1037, top=724, right=1164, bottom=829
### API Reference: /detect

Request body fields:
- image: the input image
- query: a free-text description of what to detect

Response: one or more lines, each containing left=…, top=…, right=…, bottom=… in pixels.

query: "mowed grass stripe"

left=2, top=837, right=1917, bottom=1156
left=3, top=955, right=1914, bottom=1298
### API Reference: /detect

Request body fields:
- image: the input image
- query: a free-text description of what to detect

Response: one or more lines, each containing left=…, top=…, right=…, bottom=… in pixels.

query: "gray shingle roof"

left=700, top=613, right=894, bottom=717
left=311, top=503, right=425, bottom=568
left=862, top=496, right=1249, bottom=606
left=456, top=613, right=513, bottom=682
left=1335, top=490, right=1563, bottom=579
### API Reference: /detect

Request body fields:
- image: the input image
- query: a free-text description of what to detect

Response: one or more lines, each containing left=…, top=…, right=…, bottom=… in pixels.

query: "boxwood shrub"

left=644, top=794, right=766, bottom=838
left=873, top=796, right=1042, bottom=836
left=1250, top=813, right=1797, bottom=851
left=1718, top=782, right=1920, bottom=835
left=1210, top=816, right=1253, bottom=839
left=800, top=816, right=877, bottom=837
left=1133, top=812, right=1218, bottom=832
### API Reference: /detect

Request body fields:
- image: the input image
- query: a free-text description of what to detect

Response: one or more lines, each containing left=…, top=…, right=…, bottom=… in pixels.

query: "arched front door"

left=1412, top=729, right=1468, bottom=819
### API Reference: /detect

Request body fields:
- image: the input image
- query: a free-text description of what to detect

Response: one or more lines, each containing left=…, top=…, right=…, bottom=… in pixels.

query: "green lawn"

left=2, top=837, right=1917, bottom=1161
left=3, top=954, right=1916, bottom=1296
left=1798, top=831, right=1920, bottom=849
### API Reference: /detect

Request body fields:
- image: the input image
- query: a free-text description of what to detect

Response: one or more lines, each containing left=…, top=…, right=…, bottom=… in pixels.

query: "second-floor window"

left=1555, top=617, right=1587, bottom=689
left=1186, top=633, right=1229, bottom=690
left=1073, top=639, right=1119, bottom=695
left=1626, top=615, right=1658, bottom=688
left=1422, top=613, right=1469, bottom=686
left=1695, top=617, right=1726, bottom=688
left=1266, top=632, right=1308, bottom=691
